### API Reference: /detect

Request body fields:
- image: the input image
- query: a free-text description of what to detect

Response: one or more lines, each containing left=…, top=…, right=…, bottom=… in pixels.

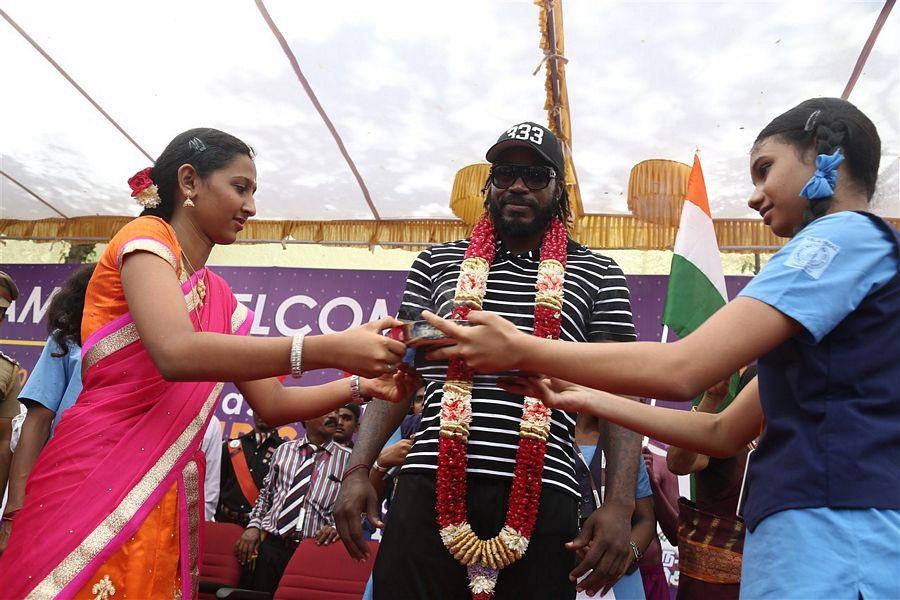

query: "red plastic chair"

left=199, top=521, right=246, bottom=599
left=273, top=540, right=379, bottom=600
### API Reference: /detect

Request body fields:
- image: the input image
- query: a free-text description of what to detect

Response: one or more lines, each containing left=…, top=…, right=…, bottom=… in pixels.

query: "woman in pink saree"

left=0, top=128, right=414, bottom=598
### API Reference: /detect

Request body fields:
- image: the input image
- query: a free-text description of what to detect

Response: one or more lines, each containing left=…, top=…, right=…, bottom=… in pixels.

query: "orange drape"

left=74, top=483, right=181, bottom=600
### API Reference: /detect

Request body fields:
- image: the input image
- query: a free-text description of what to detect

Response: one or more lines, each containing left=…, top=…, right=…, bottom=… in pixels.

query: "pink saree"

left=0, top=268, right=252, bottom=599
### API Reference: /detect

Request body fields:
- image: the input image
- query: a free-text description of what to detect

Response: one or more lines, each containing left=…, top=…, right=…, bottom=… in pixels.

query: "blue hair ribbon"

left=799, top=149, right=844, bottom=200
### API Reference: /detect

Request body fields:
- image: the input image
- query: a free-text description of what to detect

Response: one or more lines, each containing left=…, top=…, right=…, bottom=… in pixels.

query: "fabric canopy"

left=9, top=214, right=899, bottom=253
left=1, top=1, right=897, bottom=250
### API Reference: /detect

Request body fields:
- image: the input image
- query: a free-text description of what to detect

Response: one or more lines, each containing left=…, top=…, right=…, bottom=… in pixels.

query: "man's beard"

left=488, top=194, right=556, bottom=238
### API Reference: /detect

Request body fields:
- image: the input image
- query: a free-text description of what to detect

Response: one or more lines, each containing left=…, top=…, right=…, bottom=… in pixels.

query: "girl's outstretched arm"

left=425, top=298, right=799, bottom=401
left=499, top=376, right=763, bottom=458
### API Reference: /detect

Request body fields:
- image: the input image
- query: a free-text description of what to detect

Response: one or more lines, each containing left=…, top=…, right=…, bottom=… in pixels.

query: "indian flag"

left=661, top=154, right=728, bottom=337
left=660, top=154, right=734, bottom=501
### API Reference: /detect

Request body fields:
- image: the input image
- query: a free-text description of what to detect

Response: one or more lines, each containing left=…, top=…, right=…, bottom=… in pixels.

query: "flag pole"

left=642, top=325, right=670, bottom=447
left=649, top=325, right=669, bottom=409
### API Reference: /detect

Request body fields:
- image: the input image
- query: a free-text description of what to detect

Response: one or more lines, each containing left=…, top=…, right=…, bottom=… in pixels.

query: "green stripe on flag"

left=661, top=254, right=726, bottom=339
left=663, top=255, right=742, bottom=412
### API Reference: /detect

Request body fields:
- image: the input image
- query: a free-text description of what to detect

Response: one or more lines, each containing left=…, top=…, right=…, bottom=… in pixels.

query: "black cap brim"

left=485, top=139, right=564, bottom=175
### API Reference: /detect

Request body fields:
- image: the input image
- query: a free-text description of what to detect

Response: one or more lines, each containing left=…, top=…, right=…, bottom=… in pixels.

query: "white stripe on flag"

left=673, top=200, right=728, bottom=301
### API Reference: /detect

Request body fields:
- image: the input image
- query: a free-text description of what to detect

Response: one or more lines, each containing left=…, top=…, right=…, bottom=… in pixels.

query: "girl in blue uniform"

left=425, top=97, right=899, bottom=599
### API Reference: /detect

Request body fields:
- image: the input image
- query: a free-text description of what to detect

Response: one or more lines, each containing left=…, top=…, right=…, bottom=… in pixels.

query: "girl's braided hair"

left=754, top=97, right=881, bottom=226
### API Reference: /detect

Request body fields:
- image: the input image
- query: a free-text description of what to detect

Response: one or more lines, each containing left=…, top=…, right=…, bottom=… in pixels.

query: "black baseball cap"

left=485, top=121, right=565, bottom=175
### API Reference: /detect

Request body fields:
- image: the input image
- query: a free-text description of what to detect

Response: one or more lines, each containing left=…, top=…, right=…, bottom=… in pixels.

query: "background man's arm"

left=334, top=396, right=410, bottom=559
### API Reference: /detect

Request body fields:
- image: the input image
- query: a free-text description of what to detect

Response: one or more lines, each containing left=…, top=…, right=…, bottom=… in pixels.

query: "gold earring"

left=183, top=193, right=195, bottom=208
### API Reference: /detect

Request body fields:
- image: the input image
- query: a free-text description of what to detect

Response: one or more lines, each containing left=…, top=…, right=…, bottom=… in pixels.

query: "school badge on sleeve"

left=785, top=236, right=839, bottom=280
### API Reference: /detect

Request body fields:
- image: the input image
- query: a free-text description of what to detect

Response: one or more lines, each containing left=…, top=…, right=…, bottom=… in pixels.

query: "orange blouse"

left=81, top=216, right=182, bottom=344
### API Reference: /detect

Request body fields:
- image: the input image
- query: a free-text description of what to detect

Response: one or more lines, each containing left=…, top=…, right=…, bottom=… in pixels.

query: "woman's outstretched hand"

left=362, top=368, right=422, bottom=404
left=498, top=376, right=588, bottom=413
left=328, top=317, right=408, bottom=379
left=420, top=310, right=530, bottom=372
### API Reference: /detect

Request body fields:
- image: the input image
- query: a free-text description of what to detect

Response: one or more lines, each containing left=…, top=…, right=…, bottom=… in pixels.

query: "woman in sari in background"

left=0, top=128, right=416, bottom=599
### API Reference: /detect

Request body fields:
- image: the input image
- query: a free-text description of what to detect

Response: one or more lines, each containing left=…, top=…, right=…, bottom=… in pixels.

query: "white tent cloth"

left=1, top=1, right=897, bottom=222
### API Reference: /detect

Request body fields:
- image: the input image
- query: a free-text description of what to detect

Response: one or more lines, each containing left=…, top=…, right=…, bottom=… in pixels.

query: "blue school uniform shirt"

left=738, top=211, right=899, bottom=530
left=18, top=334, right=83, bottom=434
left=740, top=211, right=896, bottom=342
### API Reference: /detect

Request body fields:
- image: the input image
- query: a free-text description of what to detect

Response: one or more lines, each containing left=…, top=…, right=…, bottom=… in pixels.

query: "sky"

left=1, top=0, right=897, bottom=222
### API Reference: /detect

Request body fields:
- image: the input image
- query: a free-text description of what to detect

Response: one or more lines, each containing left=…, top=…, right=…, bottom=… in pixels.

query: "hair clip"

left=188, top=137, right=207, bottom=152
left=803, top=110, right=821, bottom=132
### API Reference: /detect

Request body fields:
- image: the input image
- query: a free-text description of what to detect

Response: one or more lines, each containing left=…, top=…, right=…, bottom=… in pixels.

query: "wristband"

left=290, top=333, right=305, bottom=379
left=2, top=509, right=19, bottom=523
left=342, top=463, right=371, bottom=482
left=373, top=460, right=388, bottom=473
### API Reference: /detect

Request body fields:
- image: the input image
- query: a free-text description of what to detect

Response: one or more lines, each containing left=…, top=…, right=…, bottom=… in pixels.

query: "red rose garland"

left=437, top=216, right=567, bottom=598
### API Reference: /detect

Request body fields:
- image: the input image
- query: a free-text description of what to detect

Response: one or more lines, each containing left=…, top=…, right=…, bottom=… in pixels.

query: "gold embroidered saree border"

left=117, top=239, right=178, bottom=272
left=82, top=322, right=139, bottom=371
left=181, top=461, right=201, bottom=599
left=28, top=382, right=224, bottom=598
left=231, top=303, right=249, bottom=334
left=81, top=282, right=205, bottom=370
left=678, top=538, right=743, bottom=584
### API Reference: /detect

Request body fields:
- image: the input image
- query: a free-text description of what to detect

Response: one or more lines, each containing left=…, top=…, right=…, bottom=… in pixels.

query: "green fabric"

left=663, top=254, right=740, bottom=409
left=664, top=245, right=739, bottom=502
left=661, top=254, right=726, bottom=339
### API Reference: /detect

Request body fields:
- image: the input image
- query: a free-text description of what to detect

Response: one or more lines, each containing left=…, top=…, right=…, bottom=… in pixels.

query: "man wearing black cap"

left=335, top=122, right=640, bottom=599
left=0, top=272, right=22, bottom=509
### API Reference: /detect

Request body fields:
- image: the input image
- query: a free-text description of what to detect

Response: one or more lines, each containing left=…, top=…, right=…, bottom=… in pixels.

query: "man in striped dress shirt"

left=336, top=122, right=642, bottom=599
left=235, top=411, right=349, bottom=593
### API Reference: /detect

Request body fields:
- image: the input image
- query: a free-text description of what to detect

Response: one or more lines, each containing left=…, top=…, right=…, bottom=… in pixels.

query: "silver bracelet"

left=629, top=540, right=642, bottom=561
left=349, top=374, right=364, bottom=405
left=290, top=333, right=304, bottom=379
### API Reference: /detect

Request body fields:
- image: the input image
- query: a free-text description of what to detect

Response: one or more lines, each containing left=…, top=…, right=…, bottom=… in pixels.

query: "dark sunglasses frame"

left=489, top=164, right=557, bottom=191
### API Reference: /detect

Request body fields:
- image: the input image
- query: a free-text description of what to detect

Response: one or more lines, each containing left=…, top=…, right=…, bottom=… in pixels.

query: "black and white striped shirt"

left=399, top=238, right=636, bottom=497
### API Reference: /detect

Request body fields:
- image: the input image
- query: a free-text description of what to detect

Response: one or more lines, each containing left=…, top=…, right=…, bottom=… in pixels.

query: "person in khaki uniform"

left=0, top=271, right=22, bottom=502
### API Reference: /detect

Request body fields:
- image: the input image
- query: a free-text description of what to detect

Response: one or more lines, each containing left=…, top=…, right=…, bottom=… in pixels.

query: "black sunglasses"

left=489, top=164, right=557, bottom=191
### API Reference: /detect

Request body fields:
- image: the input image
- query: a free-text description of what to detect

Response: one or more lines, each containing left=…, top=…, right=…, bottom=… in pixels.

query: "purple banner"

left=0, top=264, right=749, bottom=443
